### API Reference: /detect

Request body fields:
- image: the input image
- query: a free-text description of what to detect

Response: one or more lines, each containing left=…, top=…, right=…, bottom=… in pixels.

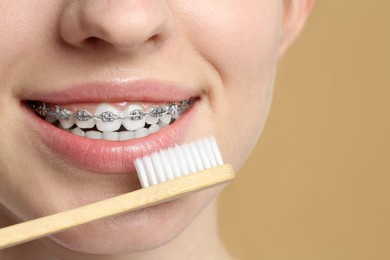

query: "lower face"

left=0, top=0, right=283, bottom=254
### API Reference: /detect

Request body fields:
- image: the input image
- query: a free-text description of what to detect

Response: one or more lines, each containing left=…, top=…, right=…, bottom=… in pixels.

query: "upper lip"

left=24, top=79, right=200, bottom=104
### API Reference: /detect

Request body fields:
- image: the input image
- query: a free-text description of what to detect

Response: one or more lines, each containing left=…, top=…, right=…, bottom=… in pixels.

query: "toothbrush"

left=0, top=136, right=234, bottom=250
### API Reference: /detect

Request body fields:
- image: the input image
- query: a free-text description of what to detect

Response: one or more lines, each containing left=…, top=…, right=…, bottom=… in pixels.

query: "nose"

left=59, top=0, right=173, bottom=51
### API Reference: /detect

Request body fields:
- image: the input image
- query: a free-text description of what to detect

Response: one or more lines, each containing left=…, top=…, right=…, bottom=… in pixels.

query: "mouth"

left=27, top=98, right=194, bottom=141
left=22, top=80, right=201, bottom=174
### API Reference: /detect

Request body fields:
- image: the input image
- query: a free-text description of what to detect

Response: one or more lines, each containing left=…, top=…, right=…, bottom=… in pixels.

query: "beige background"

left=218, top=1, right=390, bottom=259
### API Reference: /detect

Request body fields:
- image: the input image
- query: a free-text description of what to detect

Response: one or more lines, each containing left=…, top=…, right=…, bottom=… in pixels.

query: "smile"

left=22, top=80, right=201, bottom=173
left=28, top=98, right=194, bottom=141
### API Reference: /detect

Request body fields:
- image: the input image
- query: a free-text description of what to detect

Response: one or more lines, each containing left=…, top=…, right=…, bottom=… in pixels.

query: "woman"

left=0, top=0, right=313, bottom=259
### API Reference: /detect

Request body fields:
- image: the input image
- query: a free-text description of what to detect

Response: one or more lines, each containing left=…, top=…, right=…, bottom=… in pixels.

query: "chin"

left=48, top=188, right=218, bottom=255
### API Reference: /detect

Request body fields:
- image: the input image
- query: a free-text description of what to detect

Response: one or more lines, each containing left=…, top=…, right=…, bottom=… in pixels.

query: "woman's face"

left=0, top=0, right=284, bottom=254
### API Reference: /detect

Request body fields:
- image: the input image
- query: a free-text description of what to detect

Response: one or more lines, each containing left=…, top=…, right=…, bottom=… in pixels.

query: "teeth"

left=119, top=131, right=135, bottom=141
left=85, top=131, right=103, bottom=140
left=158, top=114, right=172, bottom=127
left=167, top=104, right=180, bottom=119
left=171, top=113, right=180, bottom=119
left=59, top=117, right=76, bottom=129
left=160, top=114, right=172, bottom=125
left=95, top=104, right=122, bottom=132
left=134, top=128, right=149, bottom=138
left=76, top=119, right=95, bottom=129
left=33, top=98, right=194, bottom=141
left=59, top=124, right=70, bottom=132
left=45, top=114, right=58, bottom=123
left=75, top=110, right=95, bottom=129
left=103, top=131, right=119, bottom=141
left=158, top=120, right=169, bottom=128
left=122, top=104, right=146, bottom=131
left=145, top=114, right=159, bottom=125
left=148, top=124, right=161, bottom=134
left=71, top=127, right=85, bottom=137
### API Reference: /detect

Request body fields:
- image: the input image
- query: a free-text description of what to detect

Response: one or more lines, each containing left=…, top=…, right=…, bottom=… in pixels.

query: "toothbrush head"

left=134, top=136, right=224, bottom=188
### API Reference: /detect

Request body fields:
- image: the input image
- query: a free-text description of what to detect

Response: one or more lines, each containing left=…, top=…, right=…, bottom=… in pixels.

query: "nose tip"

left=59, top=0, right=173, bottom=51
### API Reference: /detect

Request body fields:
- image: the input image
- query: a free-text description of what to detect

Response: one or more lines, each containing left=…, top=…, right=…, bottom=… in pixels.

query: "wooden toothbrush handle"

left=0, top=164, right=234, bottom=250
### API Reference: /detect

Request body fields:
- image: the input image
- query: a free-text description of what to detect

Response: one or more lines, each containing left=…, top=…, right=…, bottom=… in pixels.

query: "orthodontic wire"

left=29, top=98, right=194, bottom=123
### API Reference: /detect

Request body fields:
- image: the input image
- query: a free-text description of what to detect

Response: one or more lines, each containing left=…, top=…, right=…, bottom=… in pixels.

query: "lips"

left=22, top=80, right=200, bottom=174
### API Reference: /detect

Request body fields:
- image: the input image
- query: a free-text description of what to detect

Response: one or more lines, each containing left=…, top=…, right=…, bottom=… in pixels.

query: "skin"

left=0, top=0, right=313, bottom=259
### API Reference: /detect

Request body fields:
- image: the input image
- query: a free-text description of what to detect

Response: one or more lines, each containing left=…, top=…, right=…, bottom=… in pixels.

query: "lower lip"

left=23, top=102, right=198, bottom=174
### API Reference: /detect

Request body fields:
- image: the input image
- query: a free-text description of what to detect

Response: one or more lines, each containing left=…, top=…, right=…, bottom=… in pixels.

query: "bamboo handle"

left=0, top=164, right=234, bottom=250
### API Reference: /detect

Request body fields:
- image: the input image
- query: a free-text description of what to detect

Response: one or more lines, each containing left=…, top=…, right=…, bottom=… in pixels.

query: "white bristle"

left=160, top=151, right=174, bottom=181
left=133, top=136, right=224, bottom=188
left=182, top=144, right=197, bottom=173
left=197, top=140, right=211, bottom=170
left=167, top=148, right=181, bottom=178
left=203, top=138, right=217, bottom=167
left=151, top=153, right=166, bottom=183
left=209, top=137, right=223, bottom=166
left=143, top=156, right=158, bottom=186
left=134, top=158, right=149, bottom=188
left=189, top=141, right=204, bottom=172
left=174, top=145, right=190, bottom=176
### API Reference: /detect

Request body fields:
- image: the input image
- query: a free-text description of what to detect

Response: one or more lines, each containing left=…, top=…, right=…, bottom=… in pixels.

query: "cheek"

left=181, top=2, right=282, bottom=168
left=181, top=1, right=282, bottom=83
left=0, top=1, right=60, bottom=92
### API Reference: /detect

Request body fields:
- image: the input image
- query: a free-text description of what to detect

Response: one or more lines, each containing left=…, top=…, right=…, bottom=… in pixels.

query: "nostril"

left=149, top=34, right=164, bottom=45
left=83, top=36, right=111, bottom=49
left=85, top=37, right=100, bottom=45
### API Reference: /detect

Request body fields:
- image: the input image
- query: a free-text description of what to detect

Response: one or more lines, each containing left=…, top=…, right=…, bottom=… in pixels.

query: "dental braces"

left=29, top=98, right=194, bottom=122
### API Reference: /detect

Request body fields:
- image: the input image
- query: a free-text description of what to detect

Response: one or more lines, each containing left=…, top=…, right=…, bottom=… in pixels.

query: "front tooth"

left=60, top=117, right=76, bottom=129
left=122, top=104, right=146, bottom=131
left=85, top=131, right=103, bottom=139
left=103, top=131, right=119, bottom=141
left=71, top=127, right=85, bottom=137
left=119, top=131, right=135, bottom=141
left=95, top=104, right=122, bottom=132
left=134, top=128, right=149, bottom=138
